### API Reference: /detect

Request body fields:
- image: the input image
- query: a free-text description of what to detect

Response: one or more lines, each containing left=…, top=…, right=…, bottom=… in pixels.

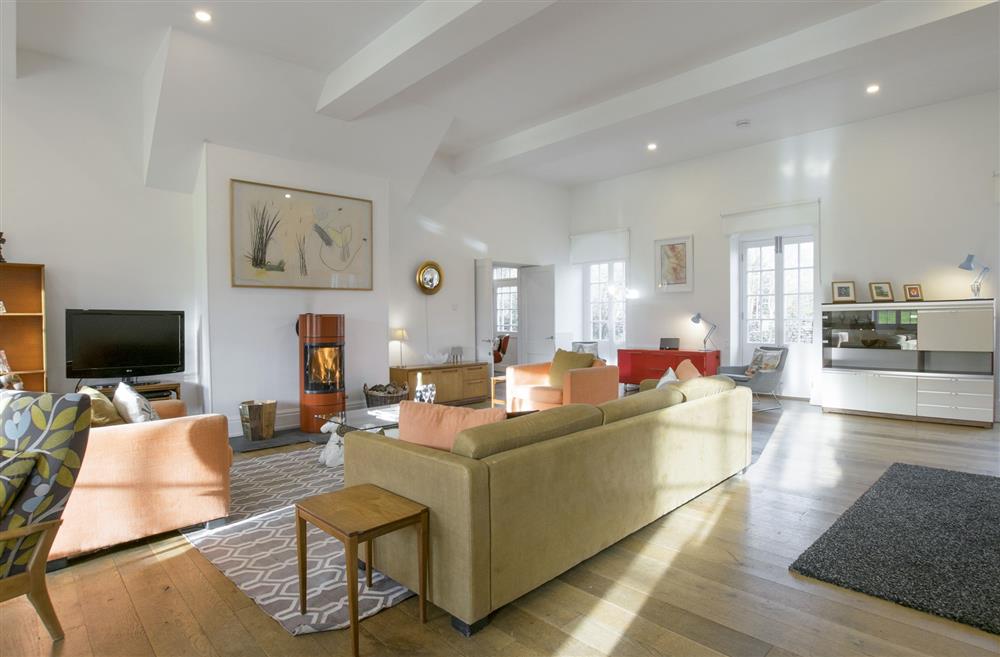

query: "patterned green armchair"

left=0, top=391, right=92, bottom=640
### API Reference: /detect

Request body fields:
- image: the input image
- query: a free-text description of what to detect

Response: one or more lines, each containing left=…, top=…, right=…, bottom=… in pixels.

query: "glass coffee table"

left=317, top=404, right=401, bottom=438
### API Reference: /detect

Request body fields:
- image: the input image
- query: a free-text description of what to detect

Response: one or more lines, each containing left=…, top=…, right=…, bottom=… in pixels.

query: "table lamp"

left=690, top=313, right=717, bottom=351
left=391, top=328, right=408, bottom=366
left=958, top=254, right=991, bottom=298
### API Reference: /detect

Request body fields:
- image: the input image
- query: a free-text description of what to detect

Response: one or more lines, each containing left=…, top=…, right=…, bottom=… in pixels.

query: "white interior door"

left=521, top=265, right=556, bottom=364
left=474, top=259, right=495, bottom=367
left=740, top=233, right=818, bottom=398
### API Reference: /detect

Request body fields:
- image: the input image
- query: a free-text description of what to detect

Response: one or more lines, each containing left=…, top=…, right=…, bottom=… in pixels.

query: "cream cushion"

left=112, top=382, right=161, bottom=423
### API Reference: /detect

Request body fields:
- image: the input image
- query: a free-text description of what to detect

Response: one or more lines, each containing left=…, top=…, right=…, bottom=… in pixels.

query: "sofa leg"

left=451, top=614, right=492, bottom=637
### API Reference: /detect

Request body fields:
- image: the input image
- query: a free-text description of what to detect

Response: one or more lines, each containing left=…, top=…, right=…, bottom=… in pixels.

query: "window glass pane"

left=760, top=271, right=775, bottom=295
left=761, top=320, right=775, bottom=344
left=799, top=267, right=813, bottom=293
left=799, top=294, right=814, bottom=319
left=785, top=243, right=798, bottom=269
left=784, top=295, right=798, bottom=320
left=747, top=271, right=760, bottom=295
left=761, top=246, right=775, bottom=270
left=784, top=269, right=798, bottom=294
left=800, top=242, right=814, bottom=267
left=746, top=247, right=760, bottom=270
left=747, top=320, right=762, bottom=343
left=760, top=295, right=774, bottom=319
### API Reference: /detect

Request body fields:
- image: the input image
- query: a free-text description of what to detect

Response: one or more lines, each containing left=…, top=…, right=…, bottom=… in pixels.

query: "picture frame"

left=654, top=235, right=694, bottom=293
left=230, top=179, right=373, bottom=290
left=831, top=281, right=856, bottom=303
left=868, top=282, right=894, bottom=302
left=902, top=284, right=924, bottom=301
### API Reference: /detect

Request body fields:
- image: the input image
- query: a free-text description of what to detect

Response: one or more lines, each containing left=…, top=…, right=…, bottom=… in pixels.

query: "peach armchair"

left=506, top=359, right=620, bottom=411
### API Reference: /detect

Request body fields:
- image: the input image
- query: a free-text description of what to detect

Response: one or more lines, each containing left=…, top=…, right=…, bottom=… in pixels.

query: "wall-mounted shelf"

left=0, top=313, right=44, bottom=317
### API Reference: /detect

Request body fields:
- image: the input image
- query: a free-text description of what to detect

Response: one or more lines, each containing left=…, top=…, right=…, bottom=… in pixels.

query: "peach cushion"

left=398, top=401, right=506, bottom=452
left=675, top=359, right=702, bottom=382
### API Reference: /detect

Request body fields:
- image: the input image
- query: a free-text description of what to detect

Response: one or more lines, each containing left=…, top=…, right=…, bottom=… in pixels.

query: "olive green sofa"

left=344, top=375, right=751, bottom=633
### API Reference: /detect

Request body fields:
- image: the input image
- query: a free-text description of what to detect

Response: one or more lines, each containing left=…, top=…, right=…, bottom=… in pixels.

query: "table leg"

left=347, top=536, right=360, bottom=657
left=296, top=511, right=307, bottom=615
left=419, top=510, right=428, bottom=624
left=365, top=539, right=374, bottom=588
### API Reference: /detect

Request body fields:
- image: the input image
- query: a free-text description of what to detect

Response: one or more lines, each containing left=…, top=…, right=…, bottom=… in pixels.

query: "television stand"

left=92, top=381, right=181, bottom=401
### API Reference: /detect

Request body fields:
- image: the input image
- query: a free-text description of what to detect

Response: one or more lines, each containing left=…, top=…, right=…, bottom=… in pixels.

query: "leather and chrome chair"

left=718, top=345, right=789, bottom=412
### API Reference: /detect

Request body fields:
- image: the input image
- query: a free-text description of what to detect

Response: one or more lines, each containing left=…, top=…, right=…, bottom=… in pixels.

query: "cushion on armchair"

left=746, top=348, right=782, bottom=376
left=548, top=349, right=596, bottom=388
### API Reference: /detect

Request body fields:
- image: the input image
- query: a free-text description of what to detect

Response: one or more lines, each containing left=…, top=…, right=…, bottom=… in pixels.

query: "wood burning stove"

left=297, top=313, right=345, bottom=432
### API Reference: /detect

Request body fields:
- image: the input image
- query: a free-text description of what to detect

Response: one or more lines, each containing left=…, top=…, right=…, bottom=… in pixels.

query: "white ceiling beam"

left=1, top=0, right=16, bottom=80
left=316, top=0, right=554, bottom=120
left=453, top=0, right=995, bottom=175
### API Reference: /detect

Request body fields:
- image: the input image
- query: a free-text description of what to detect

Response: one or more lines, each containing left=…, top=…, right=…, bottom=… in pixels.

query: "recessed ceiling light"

left=195, top=10, right=212, bottom=23
left=647, top=142, right=657, bottom=151
left=284, top=193, right=292, bottom=199
left=866, top=83, right=880, bottom=95
left=736, top=119, right=751, bottom=129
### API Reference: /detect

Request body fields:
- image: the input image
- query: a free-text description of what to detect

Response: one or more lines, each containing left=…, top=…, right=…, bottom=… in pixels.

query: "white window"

left=493, top=266, right=518, bottom=333
left=586, top=261, right=627, bottom=344
left=741, top=236, right=815, bottom=351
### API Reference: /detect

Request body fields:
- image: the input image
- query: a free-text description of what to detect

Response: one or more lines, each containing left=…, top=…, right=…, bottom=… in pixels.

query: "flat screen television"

left=65, top=309, right=184, bottom=379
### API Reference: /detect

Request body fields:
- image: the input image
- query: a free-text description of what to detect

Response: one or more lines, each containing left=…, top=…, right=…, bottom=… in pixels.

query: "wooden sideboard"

left=389, top=362, right=489, bottom=405
left=617, top=349, right=721, bottom=385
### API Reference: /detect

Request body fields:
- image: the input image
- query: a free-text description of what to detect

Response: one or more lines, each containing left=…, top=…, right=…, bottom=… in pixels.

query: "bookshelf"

left=0, top=263, right=47, bottom=392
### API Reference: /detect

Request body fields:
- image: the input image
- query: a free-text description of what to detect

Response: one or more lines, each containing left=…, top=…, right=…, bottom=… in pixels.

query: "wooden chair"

left=0, top=391, right=92, bottom=640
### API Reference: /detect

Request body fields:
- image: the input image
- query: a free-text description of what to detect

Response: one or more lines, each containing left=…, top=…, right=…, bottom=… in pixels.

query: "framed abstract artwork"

left=868, top=282, right=894, bottom=302
left=230, top=179, right=373, bottom=290
left=654, top=235, right=693, bottom=293
left=902, top=283, right=924, bottom=301
left=831, top=281, right=856, bottom=303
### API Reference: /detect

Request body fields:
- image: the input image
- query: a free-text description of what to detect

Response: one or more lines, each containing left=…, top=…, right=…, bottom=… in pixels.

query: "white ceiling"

left=12, top=0, right=999, bottom=190
left=16, top=0, right=419, bottom=73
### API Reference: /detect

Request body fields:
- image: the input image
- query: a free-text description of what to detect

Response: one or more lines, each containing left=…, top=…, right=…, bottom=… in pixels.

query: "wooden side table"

left=295, top=484, right=429, bottom=657
left=490, top=375, right=506, bottom=408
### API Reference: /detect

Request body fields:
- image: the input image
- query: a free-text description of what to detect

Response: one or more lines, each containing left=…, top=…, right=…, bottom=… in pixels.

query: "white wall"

left=201, top=144, right=391, bottom=434
left=0, top=51, right=201, bottom=399
left=390, top=157, right=572, bottom=366
left=571, top=93, right=999, bottom=396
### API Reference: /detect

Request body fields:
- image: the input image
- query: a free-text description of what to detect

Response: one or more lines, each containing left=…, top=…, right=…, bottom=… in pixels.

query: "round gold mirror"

left=416, top=260, right=443, bottom=295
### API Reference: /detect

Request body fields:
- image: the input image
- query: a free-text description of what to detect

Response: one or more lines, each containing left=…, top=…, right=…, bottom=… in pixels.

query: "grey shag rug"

left=790, top=462, right=1000, bottom=635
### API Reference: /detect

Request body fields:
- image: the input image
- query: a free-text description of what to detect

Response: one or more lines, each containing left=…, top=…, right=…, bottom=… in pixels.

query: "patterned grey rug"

left=791, top=463, right=1000, bottom=635
left=183, top=447, right=413, bottom=635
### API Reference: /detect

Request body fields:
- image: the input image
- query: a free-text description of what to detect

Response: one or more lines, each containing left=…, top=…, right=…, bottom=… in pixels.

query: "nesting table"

left=295, top=484, right=429, bottom=657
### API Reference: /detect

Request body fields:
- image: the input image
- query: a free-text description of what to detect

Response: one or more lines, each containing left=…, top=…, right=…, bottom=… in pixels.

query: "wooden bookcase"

left=0, top=263, right=47, bottom=392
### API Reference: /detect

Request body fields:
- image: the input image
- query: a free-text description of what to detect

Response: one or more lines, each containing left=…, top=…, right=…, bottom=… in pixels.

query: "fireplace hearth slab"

left=229, top=428, right=328, bottom=454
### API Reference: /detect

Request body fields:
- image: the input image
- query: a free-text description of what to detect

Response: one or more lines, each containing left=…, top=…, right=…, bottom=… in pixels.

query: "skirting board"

left=821, top=407, right=993, bottom=429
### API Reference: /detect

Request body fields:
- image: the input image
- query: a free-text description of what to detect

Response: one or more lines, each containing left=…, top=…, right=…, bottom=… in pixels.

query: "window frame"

left=493, top=265, right=519, bottom=335
left=584, top=260, right=628, bottom=345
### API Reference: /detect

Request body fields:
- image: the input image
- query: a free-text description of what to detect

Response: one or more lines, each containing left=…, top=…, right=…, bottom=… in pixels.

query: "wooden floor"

left=3, top=402, right=999, bottom=657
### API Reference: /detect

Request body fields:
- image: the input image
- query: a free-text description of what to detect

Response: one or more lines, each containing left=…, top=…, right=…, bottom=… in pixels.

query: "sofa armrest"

left=638, top=378, right=658, bottom=392
left=151, top=399, right=187, bottom=419
left=564, top=365, right=620, bottom=405
left=51, top=414, right=232, bottom=560
left=344, top=431, right=491, bottom=625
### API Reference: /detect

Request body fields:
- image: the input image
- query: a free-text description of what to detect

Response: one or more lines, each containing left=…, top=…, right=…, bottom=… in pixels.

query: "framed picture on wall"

left=902, top=284, right=924, bottom=301
left=230, top=179, right=373, bottom=290
left=654, top=235, right=694, bottom=293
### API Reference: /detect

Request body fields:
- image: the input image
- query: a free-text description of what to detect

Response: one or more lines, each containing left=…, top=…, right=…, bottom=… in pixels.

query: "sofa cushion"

left=675, top=359, right=702, bottom=381
left=674, top=375, right=736, bottom=401
left=598, top=387, right=684, bottom=424
left=521, top=385, right=563, bottom=405
left=79, top=386, right=125, bottom=427
left=548, top=349, right=595, bottom=388
left=399, top=401, right=505, bottom=452
left=452, top=404, right=603, bottom=459
left=112, top=383, right=161, bottom=423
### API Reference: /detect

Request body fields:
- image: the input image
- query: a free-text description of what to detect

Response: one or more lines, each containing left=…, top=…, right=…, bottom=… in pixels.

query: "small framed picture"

left=831, top=281, right=856, bottom=303
left=902, top=284, right=924, bottom=301
left=868, top=282, right=894, bottom=302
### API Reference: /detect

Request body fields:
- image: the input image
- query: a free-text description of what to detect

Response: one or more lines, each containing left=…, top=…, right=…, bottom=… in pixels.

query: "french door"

left=740, top=234, right=817, bottom=397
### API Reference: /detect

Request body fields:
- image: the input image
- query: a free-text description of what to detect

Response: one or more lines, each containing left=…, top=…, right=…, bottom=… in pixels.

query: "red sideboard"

left=617, top=349, right=721, bottom=385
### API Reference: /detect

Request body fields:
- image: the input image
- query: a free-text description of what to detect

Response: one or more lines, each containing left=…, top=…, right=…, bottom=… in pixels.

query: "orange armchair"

left=506, top=359, right=620, bottom=411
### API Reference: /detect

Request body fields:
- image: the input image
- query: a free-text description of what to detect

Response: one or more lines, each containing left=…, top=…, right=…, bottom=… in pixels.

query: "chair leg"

left=27, top=577, right=64, bottom=641
left=752, top=391, right=782, bottom=413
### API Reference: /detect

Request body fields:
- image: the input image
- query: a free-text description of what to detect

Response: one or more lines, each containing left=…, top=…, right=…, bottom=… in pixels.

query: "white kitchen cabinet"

left=865, top=373, right=917, bottom=416
left=821, top=370, right=868, bottom=412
